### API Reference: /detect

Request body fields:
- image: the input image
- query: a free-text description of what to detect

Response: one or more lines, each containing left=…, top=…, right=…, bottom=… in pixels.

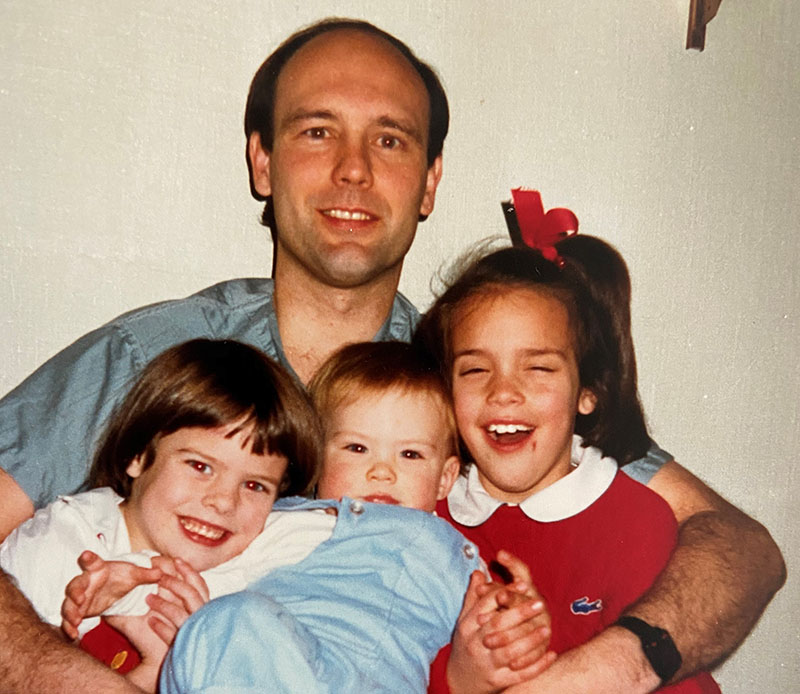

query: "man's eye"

left=187, top=460, right=212, bottom=475
left=344, top=443, right=367, bottom=454
left=303, top=127, right=329, bottom=139
left=378, top=135, right=401, bottom=149
left=401, top=449, right=423, bottom=460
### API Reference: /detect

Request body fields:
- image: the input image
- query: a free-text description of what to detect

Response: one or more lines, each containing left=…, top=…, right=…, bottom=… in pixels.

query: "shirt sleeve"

left=0, top=497, right=109, bottom=626
left=0, top=323, right=146, bottom=508
left=620, top=439, right=674, bottom=485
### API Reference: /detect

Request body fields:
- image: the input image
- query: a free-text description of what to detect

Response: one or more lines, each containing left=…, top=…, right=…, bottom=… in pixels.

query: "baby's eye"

left=344, top=443, right=367, bottom=454
left=186, top=460, right=212, bottom=475
left=401, top=449, right=423, bottom=460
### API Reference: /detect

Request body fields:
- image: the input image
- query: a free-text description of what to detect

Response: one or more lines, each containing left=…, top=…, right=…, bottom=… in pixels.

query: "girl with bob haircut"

left=1, top=339, right=321, bottom=690
left=416, top=236, right=720, bottom=693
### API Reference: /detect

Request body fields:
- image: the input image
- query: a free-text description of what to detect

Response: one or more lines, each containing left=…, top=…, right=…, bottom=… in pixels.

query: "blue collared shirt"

left=0, top=278, right=420, bottom=508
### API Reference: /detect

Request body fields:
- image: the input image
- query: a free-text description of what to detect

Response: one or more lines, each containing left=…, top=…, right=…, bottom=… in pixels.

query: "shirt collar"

left=447, top=436, right=618, bottom=526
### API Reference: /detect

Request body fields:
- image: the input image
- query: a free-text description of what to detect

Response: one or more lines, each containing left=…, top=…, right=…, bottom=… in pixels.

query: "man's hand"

left=446, top=551, right=555, bottom=693
left=61, top=551, right=163, bottom=640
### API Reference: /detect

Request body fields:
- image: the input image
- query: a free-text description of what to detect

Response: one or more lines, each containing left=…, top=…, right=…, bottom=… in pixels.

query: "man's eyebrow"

left=376, top=116, right=424, bottom=144
left=279, top=109, right=336, bottom=130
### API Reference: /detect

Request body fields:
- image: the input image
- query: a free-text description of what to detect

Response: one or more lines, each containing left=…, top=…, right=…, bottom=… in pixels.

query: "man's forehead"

left=275, top=28, right=429, bottom=120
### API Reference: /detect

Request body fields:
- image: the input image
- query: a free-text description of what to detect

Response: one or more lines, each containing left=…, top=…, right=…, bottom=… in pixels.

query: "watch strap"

left=615, top=615, right=682, bottom=685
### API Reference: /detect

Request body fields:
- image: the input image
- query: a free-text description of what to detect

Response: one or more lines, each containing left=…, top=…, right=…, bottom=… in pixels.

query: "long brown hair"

left=414, top=236, right=650, bottom=466
left=88, top=339, right=322, bottom=497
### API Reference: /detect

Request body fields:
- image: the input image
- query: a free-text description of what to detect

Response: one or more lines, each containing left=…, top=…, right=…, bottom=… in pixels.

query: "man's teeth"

left=324, top=209, right=372, bottom=221
left=180, top=518, right=225, bottom=540
left=487, top=424, right=532, bottom=435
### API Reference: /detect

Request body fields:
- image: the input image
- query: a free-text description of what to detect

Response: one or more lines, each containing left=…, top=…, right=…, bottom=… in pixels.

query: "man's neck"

left=273, top=262, right=401, bottom=385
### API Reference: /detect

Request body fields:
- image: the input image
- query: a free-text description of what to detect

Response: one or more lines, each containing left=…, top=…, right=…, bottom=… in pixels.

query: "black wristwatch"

left=615, top=616, right=682, bottom=685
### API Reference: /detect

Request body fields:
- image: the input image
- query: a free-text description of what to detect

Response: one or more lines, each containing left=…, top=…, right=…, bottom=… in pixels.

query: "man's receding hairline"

left=275, top=26, right=431, bottom=117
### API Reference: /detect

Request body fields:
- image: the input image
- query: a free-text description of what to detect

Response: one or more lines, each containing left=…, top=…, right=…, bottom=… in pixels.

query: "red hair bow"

left=502, top=188, right=578, bottom=266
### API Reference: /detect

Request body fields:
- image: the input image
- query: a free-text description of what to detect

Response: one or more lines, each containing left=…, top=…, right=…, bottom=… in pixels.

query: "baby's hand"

left=60, top=550, right=162, bottom=640
left=144, top=557, right=210, bottom=647
left=447, top=551, right=555, bottom=693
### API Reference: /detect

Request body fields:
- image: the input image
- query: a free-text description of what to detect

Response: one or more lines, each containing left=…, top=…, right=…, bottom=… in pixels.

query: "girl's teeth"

left=180, top=518, right=225, bottom=540
left=488, top=424, right=531, bottom=434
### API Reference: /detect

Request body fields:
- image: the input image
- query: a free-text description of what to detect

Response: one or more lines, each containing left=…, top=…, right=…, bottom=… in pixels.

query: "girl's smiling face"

left=451, top=287, right=596, bottom=503
left=121, top=421, right=287, bottom=571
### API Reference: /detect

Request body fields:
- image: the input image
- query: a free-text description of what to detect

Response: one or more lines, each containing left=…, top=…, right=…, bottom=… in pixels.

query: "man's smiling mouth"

left=322, top=208, right=375, bottom=221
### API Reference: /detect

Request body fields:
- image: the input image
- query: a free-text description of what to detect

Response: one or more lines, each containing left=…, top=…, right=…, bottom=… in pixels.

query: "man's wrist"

left=614, top=617, right=682, bottom=687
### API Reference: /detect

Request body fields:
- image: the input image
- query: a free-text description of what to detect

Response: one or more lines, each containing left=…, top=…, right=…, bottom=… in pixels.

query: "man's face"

left=249, top=29, right=442, bottom=289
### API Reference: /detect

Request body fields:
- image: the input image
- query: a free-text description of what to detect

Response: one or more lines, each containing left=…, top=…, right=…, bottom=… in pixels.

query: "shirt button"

left=350, top=500, right=364, bottom=515
left=463, top=544, right=476, bottom=559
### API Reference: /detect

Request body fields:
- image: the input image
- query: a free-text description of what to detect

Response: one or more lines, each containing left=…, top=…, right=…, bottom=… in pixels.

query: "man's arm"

left=0, top=571, right=144, bottom=693
left=633, top=460, right=785, bottom=678
left=505, top=460, right=786, bottom=694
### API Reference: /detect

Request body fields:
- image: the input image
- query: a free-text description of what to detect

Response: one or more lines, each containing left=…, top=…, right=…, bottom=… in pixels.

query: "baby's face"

left=317, top=388, right=459, bottom=512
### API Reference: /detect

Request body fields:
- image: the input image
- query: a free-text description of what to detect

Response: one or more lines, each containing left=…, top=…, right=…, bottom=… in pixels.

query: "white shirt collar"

left=447, top=436, right=618, bottom=526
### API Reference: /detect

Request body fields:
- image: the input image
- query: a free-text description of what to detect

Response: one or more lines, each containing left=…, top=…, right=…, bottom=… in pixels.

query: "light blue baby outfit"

left=160, top=497, right=481, bottom=694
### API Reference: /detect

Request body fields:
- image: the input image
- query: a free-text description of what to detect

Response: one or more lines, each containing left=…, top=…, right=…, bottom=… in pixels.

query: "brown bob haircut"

left=244, top=17, right=449, bottom=230
left=414, top=236, right=651, bottom=467
left=309, top=341, right=458, bottom=457
left=88, top=339, right=322, bottom=498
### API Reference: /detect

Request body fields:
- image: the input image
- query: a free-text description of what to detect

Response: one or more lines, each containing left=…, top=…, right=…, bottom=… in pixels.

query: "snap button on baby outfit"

left=349, top=500, right=364, bottom=515
left=463, top=544, right=476, bottom=559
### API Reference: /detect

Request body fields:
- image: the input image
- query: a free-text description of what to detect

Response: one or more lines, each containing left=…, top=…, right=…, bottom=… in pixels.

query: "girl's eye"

left=186, top=460, right=212, bottom=475
left=344, top=443, right=367, bottom=454
left=527, top=364, right=554, bottom=373
left=457, top=366, right=487, bottom=377
left=244, top=480, right=270, bottom=494
left=401, top=449, right=423, bottom=460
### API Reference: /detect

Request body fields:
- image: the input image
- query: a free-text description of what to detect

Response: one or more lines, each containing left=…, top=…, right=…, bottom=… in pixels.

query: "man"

left=0, top=18, right=785, bottom=694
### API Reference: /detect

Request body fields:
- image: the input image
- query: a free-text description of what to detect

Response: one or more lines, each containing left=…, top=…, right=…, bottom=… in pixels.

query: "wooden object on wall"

left=687, top=0, right=723, bottom=51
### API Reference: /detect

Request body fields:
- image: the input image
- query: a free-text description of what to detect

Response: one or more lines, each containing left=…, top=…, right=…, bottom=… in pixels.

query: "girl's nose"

left=202, top=481, right=237, bottom=514
left=487, top=371, right=524, bottom=405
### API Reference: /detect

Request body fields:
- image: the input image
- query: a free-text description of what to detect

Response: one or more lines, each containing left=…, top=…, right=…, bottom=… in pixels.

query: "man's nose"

left=333, top=137, right=373, bottom=187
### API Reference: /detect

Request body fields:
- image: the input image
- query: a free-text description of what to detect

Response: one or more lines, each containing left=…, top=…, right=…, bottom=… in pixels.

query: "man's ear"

left=125, top=455, right=145, bottom=479
left=419, top=154, right=443, bottom=218
left=247, top=132, right=272, bottom=199
left=436, top=455, right=461, bottom=501
left=578, top=388, right=597, bottom=416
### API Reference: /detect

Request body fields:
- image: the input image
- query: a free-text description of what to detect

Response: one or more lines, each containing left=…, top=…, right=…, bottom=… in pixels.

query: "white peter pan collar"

left=447, top=435, right=618, bottom=526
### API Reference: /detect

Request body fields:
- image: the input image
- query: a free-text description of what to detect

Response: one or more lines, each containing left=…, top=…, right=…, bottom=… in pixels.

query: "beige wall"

left=2, top=1, right=798, bottom=690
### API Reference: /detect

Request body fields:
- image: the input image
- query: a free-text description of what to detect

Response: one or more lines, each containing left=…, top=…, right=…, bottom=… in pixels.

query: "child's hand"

left=144, top=557, right=210, bottom=646
left=478, top=550, right=554, bottom=670
left=60, top=550, right=162, bottom=640
left=447, top=551, right=555, bottom=693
